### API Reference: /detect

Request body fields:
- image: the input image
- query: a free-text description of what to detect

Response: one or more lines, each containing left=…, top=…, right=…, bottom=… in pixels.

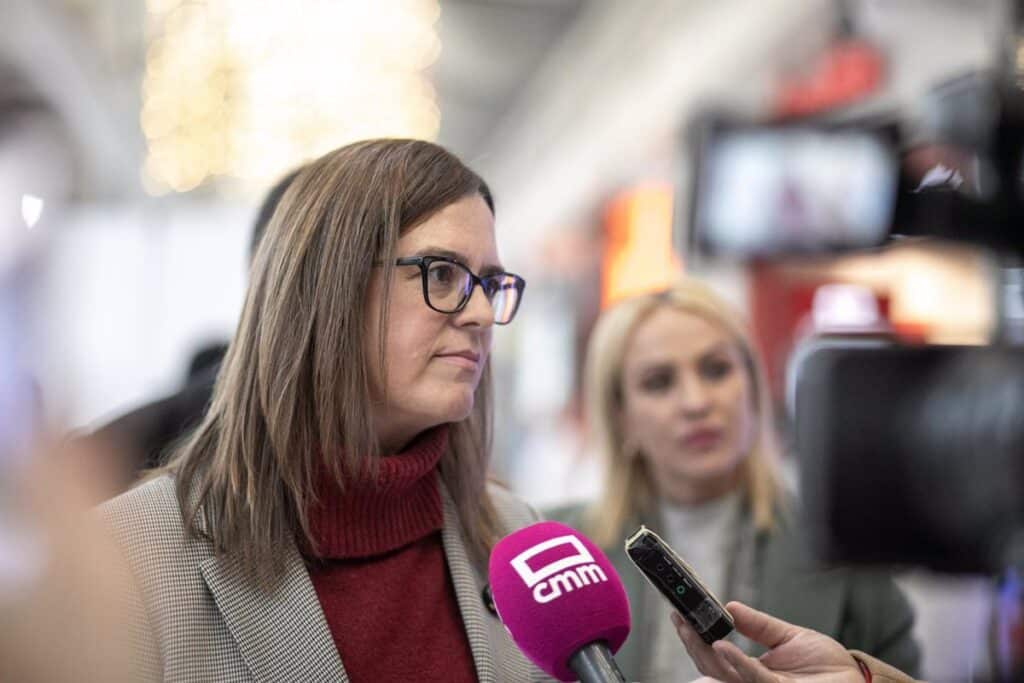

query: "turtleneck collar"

left=658, top=490, right=743, bottom=553
left=308, top=425, right=448, bottom=559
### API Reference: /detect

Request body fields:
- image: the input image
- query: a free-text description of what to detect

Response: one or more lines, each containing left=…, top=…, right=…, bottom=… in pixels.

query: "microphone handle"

left=568, top=641, right=626, bottom=683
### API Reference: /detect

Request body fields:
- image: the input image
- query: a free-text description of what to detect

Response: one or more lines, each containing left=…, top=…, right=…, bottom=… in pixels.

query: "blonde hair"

left=161, top=139, right=502, bottom=584
left=581, top=278, right=784, bottom=547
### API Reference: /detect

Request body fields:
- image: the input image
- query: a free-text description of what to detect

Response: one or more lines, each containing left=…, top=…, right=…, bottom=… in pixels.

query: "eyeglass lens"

left=425, top=260, right=521, bottom=323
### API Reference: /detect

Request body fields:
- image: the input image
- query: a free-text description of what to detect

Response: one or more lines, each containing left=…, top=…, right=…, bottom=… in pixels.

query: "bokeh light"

left=141, top=0, right=441, bottom=195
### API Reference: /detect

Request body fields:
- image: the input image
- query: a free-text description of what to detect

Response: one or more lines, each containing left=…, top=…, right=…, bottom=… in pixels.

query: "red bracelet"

left=856, top=658, right=873, bottom=683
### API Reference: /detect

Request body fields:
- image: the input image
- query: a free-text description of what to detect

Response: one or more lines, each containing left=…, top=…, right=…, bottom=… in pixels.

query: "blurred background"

left=0, top=0, right=1009, bottom=679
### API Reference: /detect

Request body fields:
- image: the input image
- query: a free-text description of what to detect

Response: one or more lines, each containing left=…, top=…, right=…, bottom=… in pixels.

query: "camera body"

left=688, top=71, right=1024, bottom=263
left=685, top=69, right=1024, bottom=574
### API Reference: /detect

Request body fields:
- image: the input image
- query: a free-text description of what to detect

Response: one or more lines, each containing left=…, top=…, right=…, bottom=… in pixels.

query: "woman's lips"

left=681, top=428, right=724, bottom=451
left=435, top=351, right=480, bottom=370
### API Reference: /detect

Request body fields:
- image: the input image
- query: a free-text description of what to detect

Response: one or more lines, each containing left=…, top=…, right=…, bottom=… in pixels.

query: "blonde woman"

left=100, top=140, right=548, bottom=682
left=547, top=279, right=919, bottom=682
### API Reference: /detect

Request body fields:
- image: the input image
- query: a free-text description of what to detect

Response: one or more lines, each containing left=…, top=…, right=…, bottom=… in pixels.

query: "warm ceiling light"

left=141, top=0, right=441, bottom=195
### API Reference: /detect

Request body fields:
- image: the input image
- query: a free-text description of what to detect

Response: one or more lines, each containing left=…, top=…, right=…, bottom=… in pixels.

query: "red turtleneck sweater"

left=306, top=427, right=478, bottom=682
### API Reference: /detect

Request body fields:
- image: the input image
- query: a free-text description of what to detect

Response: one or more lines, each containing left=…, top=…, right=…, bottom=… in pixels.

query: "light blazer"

left=100, top=474, right=553, bottom=682
left=546, top=503, right=922, bottom=681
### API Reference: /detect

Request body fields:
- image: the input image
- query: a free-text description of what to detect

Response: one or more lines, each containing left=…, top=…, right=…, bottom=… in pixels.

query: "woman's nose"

left=678, top=377, right=713, bottom=416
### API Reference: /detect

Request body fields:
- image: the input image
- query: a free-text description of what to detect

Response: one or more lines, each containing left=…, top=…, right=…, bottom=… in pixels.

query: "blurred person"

left=83, top=169, right=301, bottom=496
left=547, top=278, right=920, bottom=681
left=0, top=437, right=139, bottom=682
left=99, top=139, right=543, bottom=681
left=674, top=601, right=918, bottom=683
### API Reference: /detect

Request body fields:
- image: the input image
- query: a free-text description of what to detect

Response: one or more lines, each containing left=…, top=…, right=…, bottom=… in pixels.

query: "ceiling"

left=0, top=0, right=585, bottom=201
left=0, top=0, right=1008, bottom=238
left=434, top=0, right=583, bottom=162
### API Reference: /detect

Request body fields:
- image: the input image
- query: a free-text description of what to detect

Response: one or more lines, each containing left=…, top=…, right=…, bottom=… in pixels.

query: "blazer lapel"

left=440, top=484, right=547, bottom=682
left=199, top=546, right=347, bottom=683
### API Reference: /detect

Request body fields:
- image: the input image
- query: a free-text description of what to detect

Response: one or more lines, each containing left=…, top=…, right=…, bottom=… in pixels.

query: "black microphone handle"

left=567, top=641, right=626, bottom=683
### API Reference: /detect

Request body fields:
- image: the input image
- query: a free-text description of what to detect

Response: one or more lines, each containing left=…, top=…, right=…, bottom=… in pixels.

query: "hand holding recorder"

left=673, top=601, right=917, bottom=683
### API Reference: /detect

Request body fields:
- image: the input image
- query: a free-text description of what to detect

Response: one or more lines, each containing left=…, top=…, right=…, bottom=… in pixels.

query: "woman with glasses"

left=547, top=279, right=920, bottom=682
left=99, top=139, right=539, bottom=681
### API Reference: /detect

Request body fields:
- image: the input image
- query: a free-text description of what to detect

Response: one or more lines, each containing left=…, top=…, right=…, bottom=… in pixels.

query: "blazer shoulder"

left=486, top=481, right=542, bottom=532
left=542, top=501, right=588, bottom=529
left=99, top=475, right=185, bottom=536
left=97, top=474, right=206, bottom=578
left=97, top=475, right=196, bottom=679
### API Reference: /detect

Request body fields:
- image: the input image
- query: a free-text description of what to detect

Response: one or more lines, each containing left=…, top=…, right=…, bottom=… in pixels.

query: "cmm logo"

left=510, top=534, right=609, bottom=604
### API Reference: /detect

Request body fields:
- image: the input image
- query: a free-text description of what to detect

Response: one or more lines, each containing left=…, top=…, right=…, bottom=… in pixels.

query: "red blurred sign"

left=774, top=39, right=885, bottom=117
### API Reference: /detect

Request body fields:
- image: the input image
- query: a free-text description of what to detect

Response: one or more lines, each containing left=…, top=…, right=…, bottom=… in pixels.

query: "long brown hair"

left=581, top=279, right=785, bottom=548
left=162, top=139, right=501, bottom=583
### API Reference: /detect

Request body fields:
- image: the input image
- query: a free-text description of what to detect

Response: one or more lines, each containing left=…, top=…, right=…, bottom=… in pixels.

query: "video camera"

left=684, top=43, right=1024, bottom=574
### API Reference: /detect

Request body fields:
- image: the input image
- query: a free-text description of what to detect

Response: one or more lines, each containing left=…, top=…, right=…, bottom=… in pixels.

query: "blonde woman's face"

left=619, top=307, right=755, bottom=504
left=365, top=194, right=498, bottom=453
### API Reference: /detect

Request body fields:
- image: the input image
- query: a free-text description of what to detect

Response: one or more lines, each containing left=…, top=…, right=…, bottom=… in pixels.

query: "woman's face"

left=365, top=194, right=498, bottom=453
left=619, top=306, right=755, bottom=504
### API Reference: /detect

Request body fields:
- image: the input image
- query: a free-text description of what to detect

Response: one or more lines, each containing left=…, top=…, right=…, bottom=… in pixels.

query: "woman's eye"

left=700, top=357, right=734, bottom=381
left=640, top=371, right=674, bottom=392
left=429, top=264, right=456, bottom=285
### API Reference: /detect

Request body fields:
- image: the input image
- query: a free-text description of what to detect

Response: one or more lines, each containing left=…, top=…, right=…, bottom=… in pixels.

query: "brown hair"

left=581, top=278, right=785, bottom=547
left=162, top=139, right=500, bottom=583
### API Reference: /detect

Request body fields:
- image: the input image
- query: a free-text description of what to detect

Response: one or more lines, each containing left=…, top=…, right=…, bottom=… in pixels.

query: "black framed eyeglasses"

left=395, top=256, right=526, bottom=325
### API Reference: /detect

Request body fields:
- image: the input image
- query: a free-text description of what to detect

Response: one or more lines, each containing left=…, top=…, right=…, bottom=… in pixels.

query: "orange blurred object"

left=600, top=183, right=682, bottom=308
left=890, top=320, right=931, bottom=345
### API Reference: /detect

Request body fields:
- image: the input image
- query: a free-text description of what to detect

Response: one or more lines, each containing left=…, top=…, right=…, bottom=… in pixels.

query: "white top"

left=645, top=491, right=743, bottom=683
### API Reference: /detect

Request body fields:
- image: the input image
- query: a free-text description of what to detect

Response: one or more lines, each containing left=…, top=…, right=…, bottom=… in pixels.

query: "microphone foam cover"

left=488, top=521, right=631, bottom=681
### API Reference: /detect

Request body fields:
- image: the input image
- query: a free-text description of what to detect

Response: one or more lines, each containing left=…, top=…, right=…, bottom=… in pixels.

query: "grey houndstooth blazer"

left=99, top=474, right=554, bottom=682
